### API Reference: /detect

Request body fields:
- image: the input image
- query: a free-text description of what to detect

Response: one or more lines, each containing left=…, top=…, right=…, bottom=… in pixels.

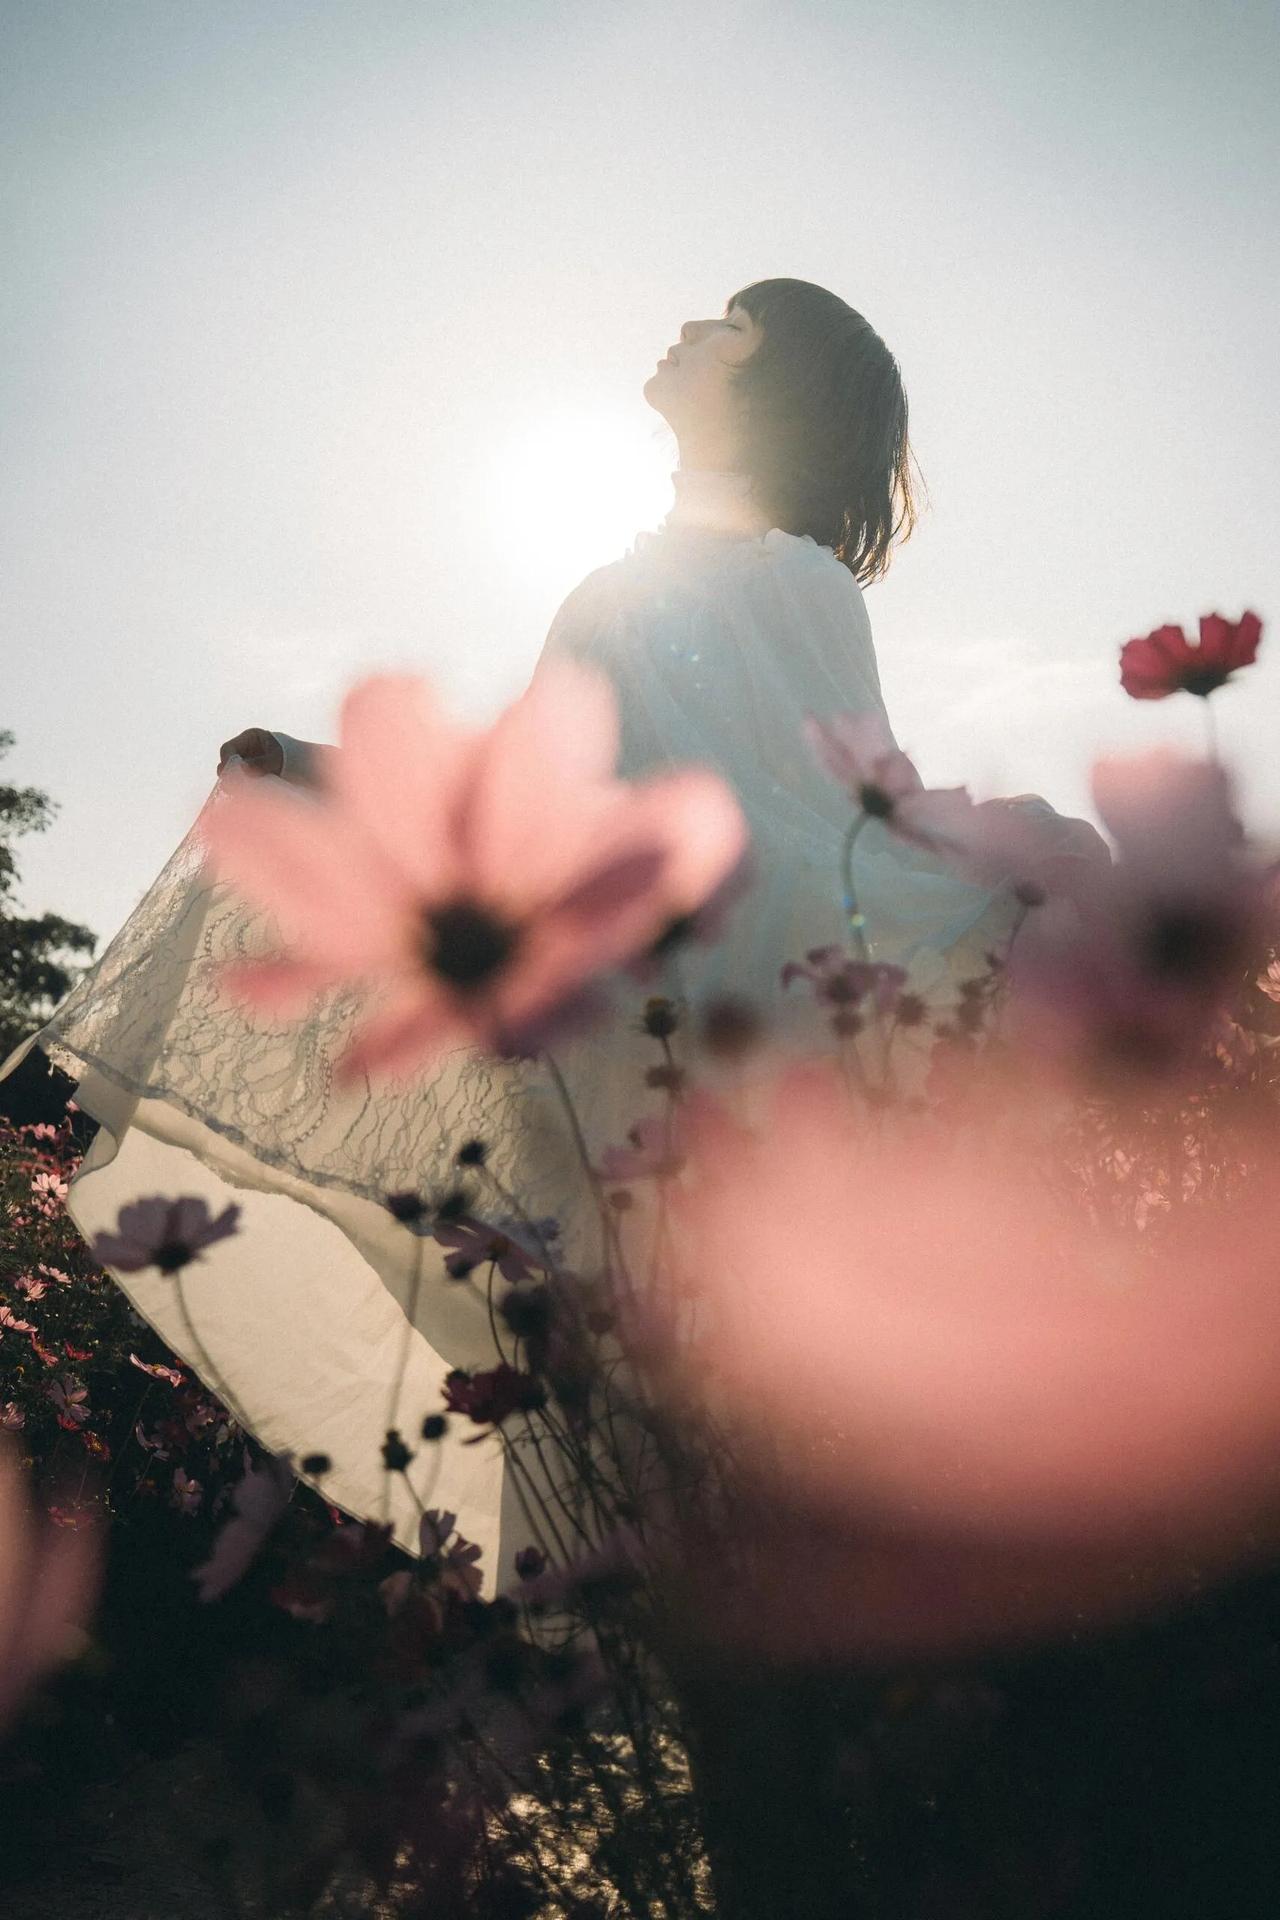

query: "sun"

left=486, top=408, right=673, bottom=597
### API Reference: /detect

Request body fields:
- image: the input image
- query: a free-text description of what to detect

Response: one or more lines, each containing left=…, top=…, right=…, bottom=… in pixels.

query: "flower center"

left=1179, top=667, right=1229, bottom=698
left=421, top=900, right=521, bottom=992
left=153, top=1239, right=194, bottom=1274
left=858, top=783, right=895, bottom=819
left=1143, top=904, right=1233, bottom=982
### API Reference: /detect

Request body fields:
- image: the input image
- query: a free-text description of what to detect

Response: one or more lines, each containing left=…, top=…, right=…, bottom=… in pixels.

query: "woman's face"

left=643, top=303, right=763, bottom=456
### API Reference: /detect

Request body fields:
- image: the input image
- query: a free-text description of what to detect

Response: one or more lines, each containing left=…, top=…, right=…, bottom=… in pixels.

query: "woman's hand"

left=217, top=728, right=284, bottom=779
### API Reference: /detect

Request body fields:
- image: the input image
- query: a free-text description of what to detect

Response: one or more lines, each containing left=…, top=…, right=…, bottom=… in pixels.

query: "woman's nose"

left=679, top=320, right=700, bottom=344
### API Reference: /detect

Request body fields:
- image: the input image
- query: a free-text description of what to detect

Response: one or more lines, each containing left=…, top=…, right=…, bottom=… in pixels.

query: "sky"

left=2, top=0, right=1278, bottom=950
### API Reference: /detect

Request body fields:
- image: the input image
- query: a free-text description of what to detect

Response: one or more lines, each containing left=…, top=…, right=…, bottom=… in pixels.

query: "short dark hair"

left=726, top=278, right=925, bottom=583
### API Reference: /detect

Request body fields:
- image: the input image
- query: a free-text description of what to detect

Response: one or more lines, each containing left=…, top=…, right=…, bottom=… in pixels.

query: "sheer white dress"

left=0, top=471, right=1024, bottom=1586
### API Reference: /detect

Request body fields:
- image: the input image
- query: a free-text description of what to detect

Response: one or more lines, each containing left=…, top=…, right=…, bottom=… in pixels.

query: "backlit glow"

left=487, top=409, right=674, bottom=595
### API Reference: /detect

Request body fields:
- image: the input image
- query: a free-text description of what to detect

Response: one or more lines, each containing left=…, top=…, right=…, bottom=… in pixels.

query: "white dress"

left=0, top=472, right=1020, bottom=1585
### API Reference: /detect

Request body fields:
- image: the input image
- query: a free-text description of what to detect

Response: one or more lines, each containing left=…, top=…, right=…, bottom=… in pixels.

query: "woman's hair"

left=726, top=278, right=926, bottom=583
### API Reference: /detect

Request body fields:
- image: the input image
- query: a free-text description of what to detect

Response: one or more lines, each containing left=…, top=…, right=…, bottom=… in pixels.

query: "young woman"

left=3, top=281, right=1067, bottom=1581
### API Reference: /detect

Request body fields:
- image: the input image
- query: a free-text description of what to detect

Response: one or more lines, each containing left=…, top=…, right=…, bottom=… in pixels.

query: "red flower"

left=1119, top=610, right=1262, bottom=700
left=442, top=1364, right=545, bottom=1427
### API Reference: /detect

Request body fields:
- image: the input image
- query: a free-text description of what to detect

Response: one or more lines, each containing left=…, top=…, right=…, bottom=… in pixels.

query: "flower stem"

left=841, top=815, right=871, bottom=962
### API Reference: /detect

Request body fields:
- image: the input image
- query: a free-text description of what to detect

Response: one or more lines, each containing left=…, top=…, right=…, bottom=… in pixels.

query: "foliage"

left=0, top=730, right=96, bottom=1063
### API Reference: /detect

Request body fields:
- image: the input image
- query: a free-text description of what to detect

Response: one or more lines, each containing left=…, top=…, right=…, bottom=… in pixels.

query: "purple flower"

left=90, top=1196, right=241, bottom=1276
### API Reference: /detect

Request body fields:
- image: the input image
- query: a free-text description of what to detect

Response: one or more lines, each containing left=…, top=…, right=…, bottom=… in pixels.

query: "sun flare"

left=487, top=409, right=674, bottom=595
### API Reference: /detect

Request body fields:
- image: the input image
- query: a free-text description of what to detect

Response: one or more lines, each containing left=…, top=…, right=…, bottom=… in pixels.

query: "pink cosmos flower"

left=1120, top=609, right=1262, bottom=700
left=128, top=1353, right=185, bottom=1388
left=596, top=1114, right=684, bottom=1182
left=0, top=1306, right=37, bottom=1336
left=1008, top=751, right=1277, bottom=1074
left=429, top=1217, right=543, bottom=1284
left=661, top=1059, right=1280, bottom=1653
left=30, top=1170, right=68, bottom=1205
left=198, top=663, right=749, bottom=1084
left=0, top=1440, right=102, bottom=1731
left=90, top=1196, right=241, bottom=1275
left=803, top=711, right=975, bottom=849
left=48, top=1377, right=90, bottom=1430
left=37, top=1265, right=72, bottom=1287
left=15, top=1276, right=47, bottom=1302
left=1, top=1403, right=24, bottom=1432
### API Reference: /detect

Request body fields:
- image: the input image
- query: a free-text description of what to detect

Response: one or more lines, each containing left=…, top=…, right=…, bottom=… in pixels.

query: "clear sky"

left=3, top=0, right=1277, bottom=947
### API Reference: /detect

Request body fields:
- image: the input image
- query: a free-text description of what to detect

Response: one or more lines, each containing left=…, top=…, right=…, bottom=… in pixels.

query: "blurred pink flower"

left=0, top=1439, right=102, bottom=1730
left=47, top=1377, right=89, bottom=1431
left=90, top=1196, right=242, bottom=1275
left=14, top=1276, right=47, bottom=1302
left=191, top=1452, right=295, bottom=1602
left=199, top=664, right=749, bottom=1084
left=662, top=1057, right=1280, bottom=1653
left=0, top=1306, right=37, bottom=1336
left=1120, top=609, right=1262, bottom=700
left=1, top=1403, right=24, bottom=1432
left=1008, top=751, right=1277, bottom=1073
left=803, top=711, right=974, bottom=849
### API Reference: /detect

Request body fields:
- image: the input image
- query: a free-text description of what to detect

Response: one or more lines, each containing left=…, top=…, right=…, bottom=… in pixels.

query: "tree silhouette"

left=0, top=730, right=96, bottom=1115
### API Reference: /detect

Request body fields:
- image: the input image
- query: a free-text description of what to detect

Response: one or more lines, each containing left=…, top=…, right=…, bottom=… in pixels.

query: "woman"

left=2, top=280, right=1040, bottom=1582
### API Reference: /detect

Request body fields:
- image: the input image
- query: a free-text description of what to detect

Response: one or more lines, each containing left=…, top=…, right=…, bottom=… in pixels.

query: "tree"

left=0, top=728, right=96, bottom=1070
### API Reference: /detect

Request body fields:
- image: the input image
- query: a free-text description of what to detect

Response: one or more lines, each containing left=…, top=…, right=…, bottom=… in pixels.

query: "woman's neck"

left=664, top=467, right=772, bottom=537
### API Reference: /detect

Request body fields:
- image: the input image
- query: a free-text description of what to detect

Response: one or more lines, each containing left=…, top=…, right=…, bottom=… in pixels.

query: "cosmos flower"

left=429, top=1218, right=544, bottom=1284
left=128, top=1353, right=185, bottom=1388
left=1119, top=609, right=1262, bottom=700
left=199, top=663, right=749, bottom=1084
left=442, top=1364, right=546, bottom=1427
left=48, top=1377, right=90, bottom=1430
left=803, top=710, right=975, bottom=849
left=1008, top=750, right=1278, bottom=1074
left=659, top=1057, right=1280, bottom=1653
left=0, top=1440, right=101, bottom=1730
left=89, top=1196, right=242, bottom=1275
